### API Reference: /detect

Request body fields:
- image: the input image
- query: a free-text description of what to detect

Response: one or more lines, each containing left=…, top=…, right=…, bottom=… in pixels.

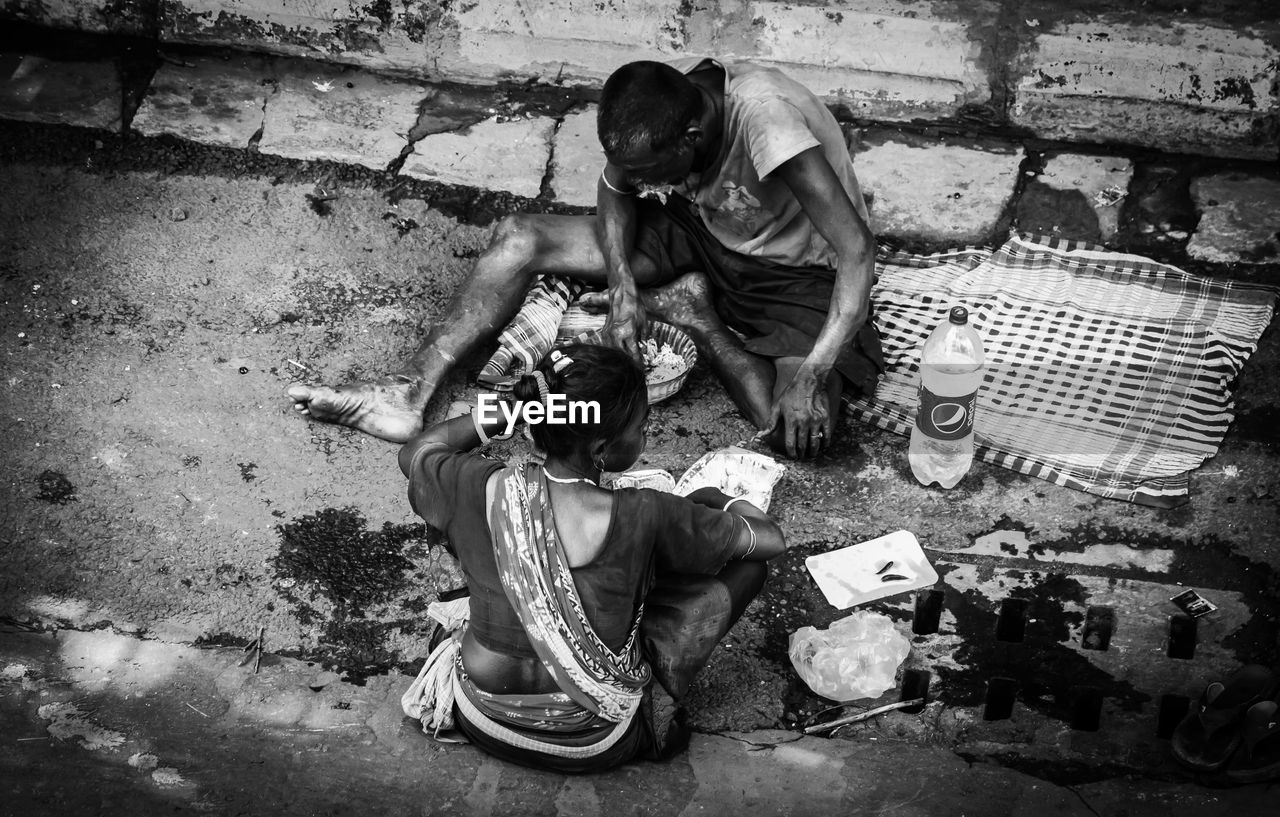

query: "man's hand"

left=603, top=282, right=646, bottom=361
left=769, top=366, right=834, bottom=459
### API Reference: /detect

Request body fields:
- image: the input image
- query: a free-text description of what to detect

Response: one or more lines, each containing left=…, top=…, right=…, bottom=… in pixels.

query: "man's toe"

left=286, top=384, right=312, bottom=402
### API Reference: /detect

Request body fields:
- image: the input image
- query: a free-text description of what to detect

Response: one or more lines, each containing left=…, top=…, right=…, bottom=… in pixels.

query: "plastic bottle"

left=909, top=305, right=984, bottom=488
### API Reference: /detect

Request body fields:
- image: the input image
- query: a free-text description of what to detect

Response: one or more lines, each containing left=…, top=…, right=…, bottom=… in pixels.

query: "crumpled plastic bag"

left=788, top=611, right=911, bottom=701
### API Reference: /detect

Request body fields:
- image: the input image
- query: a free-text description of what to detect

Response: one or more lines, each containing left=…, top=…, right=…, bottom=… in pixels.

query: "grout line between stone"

left=537, top=113, right=567, bottom=201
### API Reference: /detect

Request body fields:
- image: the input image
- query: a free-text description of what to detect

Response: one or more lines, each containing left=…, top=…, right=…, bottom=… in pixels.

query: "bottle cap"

left=948, top=306, right=968, bottom=325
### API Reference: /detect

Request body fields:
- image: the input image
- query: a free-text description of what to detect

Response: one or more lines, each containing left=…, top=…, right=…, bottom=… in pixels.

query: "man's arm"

left=770, top=146, right=875, bottom=457
left=596, top=163, right=647, bottom=359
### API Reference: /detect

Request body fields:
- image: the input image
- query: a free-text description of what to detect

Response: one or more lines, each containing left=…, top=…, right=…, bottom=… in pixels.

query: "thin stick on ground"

left=803, top=698, right=925, bottom=735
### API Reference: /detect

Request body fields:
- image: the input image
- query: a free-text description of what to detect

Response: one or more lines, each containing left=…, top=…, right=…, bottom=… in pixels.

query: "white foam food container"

left=673, top=446, right=785, bottom=512
left=602, top=469, right=677, bottom=493
left=805, top=530, right=939, bottom=609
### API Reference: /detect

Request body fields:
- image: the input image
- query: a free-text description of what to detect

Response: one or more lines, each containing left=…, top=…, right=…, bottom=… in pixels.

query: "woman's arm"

left=684, top=486, right=787, bottom=561
left=397, top=399, right=522, bottom=479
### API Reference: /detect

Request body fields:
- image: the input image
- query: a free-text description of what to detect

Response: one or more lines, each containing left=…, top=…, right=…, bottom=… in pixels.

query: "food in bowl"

left=642, top=337, right=688, bottom=384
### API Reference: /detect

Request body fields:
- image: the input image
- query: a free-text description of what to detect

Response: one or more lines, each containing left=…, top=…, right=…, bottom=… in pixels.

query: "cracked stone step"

left=131, top=54, right=277, bottom=148
left=744, top=0, right=991, bottom=122
left=450, top=0, right=682, bottom=86
left=256, top=63, right=424, bottom=172
left=1009, top=18, right=1280, bottom=159
left=401, top=115, right=556, bottom=199
left=160, top=0, right=429, bottom=75
left=853, top=132, right=1024, bottom=246
left=1186, top=171, right=1280, bottom=265
left=0, top=54, right=120, bottom=132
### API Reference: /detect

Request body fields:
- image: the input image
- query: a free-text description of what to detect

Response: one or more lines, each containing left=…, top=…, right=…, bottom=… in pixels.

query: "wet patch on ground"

left=270, top=507, right=452, bottom=683
left=939, top=569, right=1148, bottom=713
left=35, top=469, right=77, bottom=504
left=1229, top=405, right=1280, bottom=446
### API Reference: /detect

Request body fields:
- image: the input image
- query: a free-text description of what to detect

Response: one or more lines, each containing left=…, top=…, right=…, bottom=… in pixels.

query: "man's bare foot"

left=578, top=273, right=716, bottom=332
left=286, top=375, right=431, bottom=443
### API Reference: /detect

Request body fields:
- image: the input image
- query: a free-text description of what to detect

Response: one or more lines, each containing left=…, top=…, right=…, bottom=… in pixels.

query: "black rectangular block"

left=984, top=677, right=1018, bottom=721
left=1070, top=686, right=1104, bottom=731
left=995, top=598, right=1028, bottom=643
left=912, top=589, right=944, bottom=635
left=1157, top=694, right=1191, bottom=739
left=1081, top=605, right=1115, bottom=651
left=1167, top=613, right=1197, bottom=660
left=899, top=669, right=931, bottom=714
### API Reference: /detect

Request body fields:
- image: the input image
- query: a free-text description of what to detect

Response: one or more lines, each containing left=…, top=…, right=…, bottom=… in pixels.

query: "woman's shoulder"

left=615, top=486, right=698, bottom=514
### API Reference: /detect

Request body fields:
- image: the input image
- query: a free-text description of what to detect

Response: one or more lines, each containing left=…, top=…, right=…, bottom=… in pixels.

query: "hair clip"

left=549, top=350, right=574, bottom=373
left=530, top=371, right=551, bottom=404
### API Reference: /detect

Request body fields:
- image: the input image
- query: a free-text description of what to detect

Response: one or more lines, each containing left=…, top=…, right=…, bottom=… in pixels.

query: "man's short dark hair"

left=597, top=61, right=702, bottom=158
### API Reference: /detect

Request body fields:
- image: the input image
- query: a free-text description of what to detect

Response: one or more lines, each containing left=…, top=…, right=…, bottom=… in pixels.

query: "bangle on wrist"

left=723, top=496, right=748, bottom=513
left=471, top=403, right=517, bottom=443
left=741, top=517, right=758, bottom=558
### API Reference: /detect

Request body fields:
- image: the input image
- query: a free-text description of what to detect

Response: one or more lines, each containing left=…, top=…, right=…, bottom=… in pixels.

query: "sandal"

left=1171, top=664, right=1278, bottom=772
left=1224, top=701, right=1280, bottom=784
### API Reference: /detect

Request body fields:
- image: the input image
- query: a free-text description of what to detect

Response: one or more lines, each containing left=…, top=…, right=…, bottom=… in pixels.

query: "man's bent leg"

left=289, top=213, right=660, bottom=442
left=582, top=272, right=777, bottom=429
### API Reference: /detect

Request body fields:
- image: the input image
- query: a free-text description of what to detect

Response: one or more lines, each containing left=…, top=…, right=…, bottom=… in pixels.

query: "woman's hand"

left=685, top=486, right=732, bottom=509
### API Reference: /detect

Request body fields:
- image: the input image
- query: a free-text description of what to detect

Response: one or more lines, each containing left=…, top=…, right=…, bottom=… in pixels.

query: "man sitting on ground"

left=288, top=58, right=883, bottom=459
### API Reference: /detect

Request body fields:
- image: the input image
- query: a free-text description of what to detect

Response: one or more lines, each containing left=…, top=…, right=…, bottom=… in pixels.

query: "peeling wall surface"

left=2, top=0, right=1278, bottom=158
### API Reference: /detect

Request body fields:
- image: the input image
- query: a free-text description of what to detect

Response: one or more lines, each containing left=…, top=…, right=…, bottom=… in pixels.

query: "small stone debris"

left=309, top=670, right=341, bottom=691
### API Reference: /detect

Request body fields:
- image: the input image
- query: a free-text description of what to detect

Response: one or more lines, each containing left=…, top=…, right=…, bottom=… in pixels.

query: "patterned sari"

left=486, top=463, right=651, bottom=722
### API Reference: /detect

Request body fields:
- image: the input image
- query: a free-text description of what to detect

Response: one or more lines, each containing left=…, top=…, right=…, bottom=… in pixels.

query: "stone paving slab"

left=853, top=133, right=1024, bottom=245
left=401, top=115, right=556, bottom=199
left=1036, top=154, right=1134, bottom=241
left=0, top=54, right=119, bottom=132
left=257, top=63, right=423, bottom=172
left=549, top=107, right=602, bottom=208
left=1010, top=20, right=1280, bottom=159
left=1014, top=153, right=1134, bottom=243
left=1187, top=172, right=1280, bottom=265
left=130, top=53, right=277, bottom=148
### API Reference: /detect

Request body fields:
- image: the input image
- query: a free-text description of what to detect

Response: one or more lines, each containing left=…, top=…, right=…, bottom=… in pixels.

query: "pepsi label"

left=915, top=385, right=976, bottom=441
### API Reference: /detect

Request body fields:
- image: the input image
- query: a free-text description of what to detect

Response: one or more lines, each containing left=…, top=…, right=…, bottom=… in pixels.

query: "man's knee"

left=486, top=214, right=541, bottom=276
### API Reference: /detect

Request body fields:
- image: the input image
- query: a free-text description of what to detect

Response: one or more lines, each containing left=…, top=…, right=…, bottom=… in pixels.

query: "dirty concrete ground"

left=0, top=109, right=1278, bottom=814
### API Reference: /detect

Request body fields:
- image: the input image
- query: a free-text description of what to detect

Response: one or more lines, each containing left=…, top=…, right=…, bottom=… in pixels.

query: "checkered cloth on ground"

left=846, top=232, right=1277, bottom=507
left=478, top=276, right=598, bottom=386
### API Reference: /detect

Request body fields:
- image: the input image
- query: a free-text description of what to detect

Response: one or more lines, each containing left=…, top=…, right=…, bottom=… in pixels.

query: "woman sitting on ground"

left=398, top=343, right=786, bottom=772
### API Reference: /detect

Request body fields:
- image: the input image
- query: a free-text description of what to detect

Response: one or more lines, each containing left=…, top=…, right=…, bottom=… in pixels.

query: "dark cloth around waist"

left=632, top=195, right=885, bottom=395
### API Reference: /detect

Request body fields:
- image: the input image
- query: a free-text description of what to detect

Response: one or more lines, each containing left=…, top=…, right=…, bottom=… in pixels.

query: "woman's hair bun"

left=512, top=372, right=543, bottom=403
